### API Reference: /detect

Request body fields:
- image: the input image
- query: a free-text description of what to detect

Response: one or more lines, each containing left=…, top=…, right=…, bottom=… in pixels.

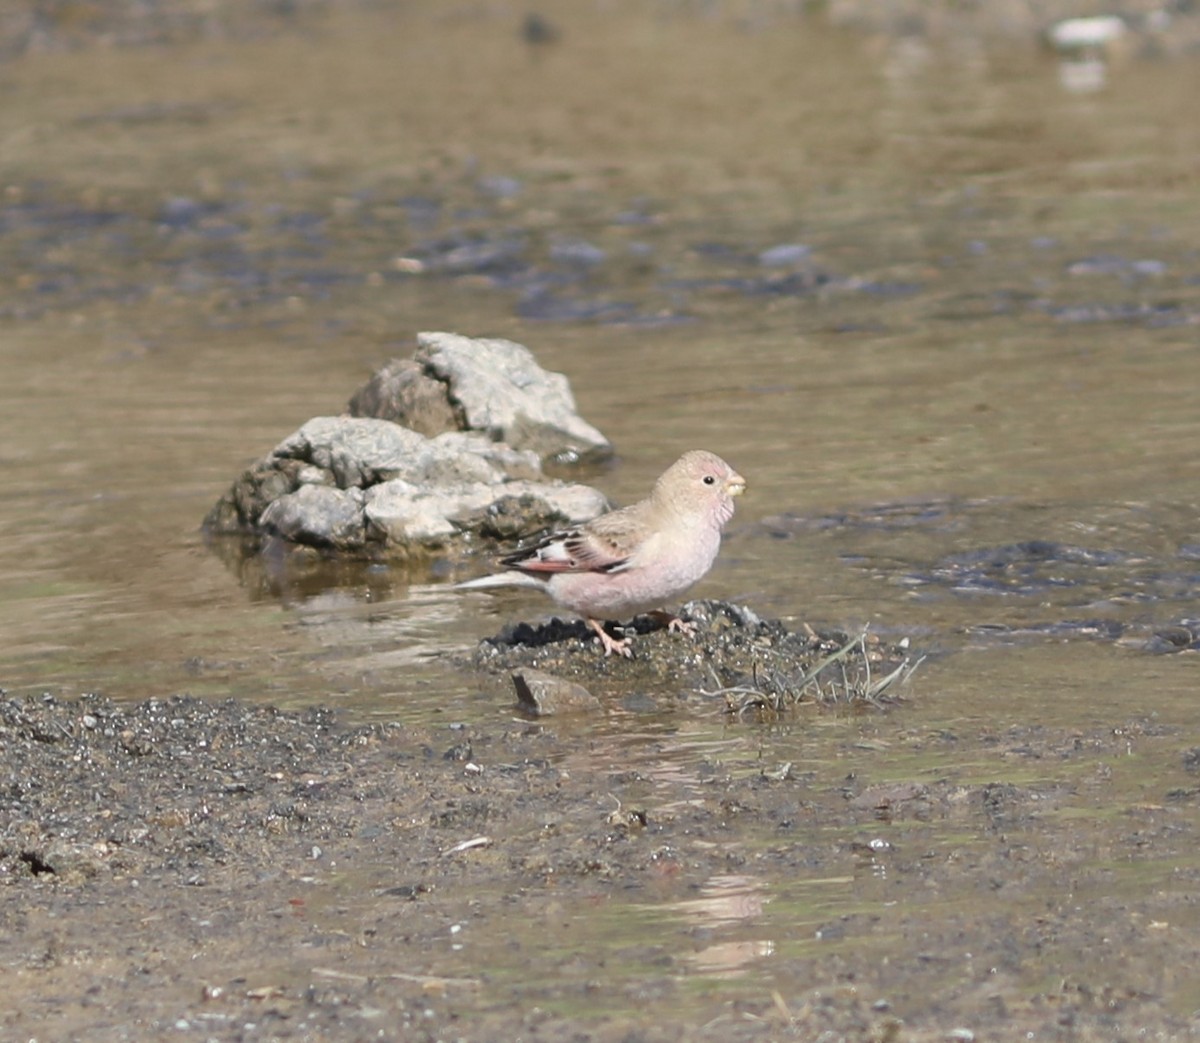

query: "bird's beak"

left=727, top=472, right=746, bottom=497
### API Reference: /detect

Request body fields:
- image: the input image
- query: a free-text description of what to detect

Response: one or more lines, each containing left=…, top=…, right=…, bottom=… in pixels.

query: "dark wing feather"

left=500, top=525, right=633, bottom=575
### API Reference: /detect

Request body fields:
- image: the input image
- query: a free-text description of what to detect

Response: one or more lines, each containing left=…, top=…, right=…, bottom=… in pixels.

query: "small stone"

left=512, top=670, right=601, bottom=716
left=549, top=238, right=606, bottom=267
left=758, top=243, right=811, bottom=267
left=1048, top=15, right=1125, bottom=52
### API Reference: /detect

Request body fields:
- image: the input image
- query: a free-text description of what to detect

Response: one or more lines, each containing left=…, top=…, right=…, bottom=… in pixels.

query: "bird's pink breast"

left=546, top=524, right=721, bottom=620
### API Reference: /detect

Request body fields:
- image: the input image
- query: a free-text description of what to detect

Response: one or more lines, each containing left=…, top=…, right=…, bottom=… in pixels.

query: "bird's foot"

left=587, top=618, right=633, bottom=658
left=646, top=610, right=697, bottom=637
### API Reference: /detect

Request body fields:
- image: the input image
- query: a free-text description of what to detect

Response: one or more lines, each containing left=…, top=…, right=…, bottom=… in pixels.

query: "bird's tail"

left=455, top=571, right=546, bottom=592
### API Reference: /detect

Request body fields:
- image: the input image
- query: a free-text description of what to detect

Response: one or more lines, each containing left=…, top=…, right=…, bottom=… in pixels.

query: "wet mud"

left=470, top=598, right=918, bottom=713
left=5, top=687, right=1200, bottom=1041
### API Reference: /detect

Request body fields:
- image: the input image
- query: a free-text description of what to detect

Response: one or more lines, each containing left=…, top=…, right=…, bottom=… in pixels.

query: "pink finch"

left=459, top=450, right=746, bottom=656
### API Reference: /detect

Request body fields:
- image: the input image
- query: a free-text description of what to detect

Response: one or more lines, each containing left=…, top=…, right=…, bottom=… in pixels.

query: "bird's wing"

left=501, top=503, right=651, bottom=575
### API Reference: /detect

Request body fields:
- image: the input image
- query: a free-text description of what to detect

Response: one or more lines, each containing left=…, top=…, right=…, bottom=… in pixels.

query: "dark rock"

left=513, top=670, right=601, bottom=716
left=347, top=358, right=462, bottom=437
left=521, top=13, right=560, bottom=45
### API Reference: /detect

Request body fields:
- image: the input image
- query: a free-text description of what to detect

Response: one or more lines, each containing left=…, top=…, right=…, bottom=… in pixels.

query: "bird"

left=458, top=450, right=746, bottom=657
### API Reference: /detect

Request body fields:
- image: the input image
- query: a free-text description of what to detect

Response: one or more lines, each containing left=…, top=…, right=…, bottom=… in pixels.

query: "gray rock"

left=419, top=432, right=543, bottom=485
left=275, top=417, right=428, bottom=488
left=275, top=418, right=544, bottom=489
left=259, top=484, right=367, bottom=549
left=346, top=358, right=462, bottom=437
left=365, top=477, right=606, bottom=547
left=512, top=669, right=601, bottom=716
left=206, top=418, right=608, bottom=558
left=759, top=243, right=812, bottom=267
left=363, top=480, right=461, bottom=543
left=418, top=331, right=611, bottom=463
left=205, top=333, right=614, bottom=559
left=348, top=331, right=612, bottom=465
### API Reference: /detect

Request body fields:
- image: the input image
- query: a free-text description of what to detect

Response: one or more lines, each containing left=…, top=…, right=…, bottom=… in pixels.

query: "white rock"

left=1048, top=16, right=1125, bottom=51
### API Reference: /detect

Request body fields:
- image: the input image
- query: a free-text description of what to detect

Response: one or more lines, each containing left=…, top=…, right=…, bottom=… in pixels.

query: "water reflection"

left=1058, top=56, right=1109, bottom=94
left=664, top=873, right=775, bottom=977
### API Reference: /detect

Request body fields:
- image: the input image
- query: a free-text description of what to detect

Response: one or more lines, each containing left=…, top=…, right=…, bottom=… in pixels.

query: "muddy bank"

left=467, top=599, right=919, bottom=713
left=5, top=688, right=1200, bottom=1041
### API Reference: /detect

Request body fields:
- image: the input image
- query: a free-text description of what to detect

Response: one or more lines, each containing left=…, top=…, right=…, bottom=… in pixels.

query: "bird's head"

left=655, top=449, right=745, bottom=527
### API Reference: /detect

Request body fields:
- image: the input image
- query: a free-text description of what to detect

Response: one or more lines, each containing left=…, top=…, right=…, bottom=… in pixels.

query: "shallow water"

left=4, top=0, right=1200, bottom=1032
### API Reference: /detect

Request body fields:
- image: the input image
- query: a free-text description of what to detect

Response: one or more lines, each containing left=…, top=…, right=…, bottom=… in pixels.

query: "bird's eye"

left=702, top=475, right=716, bottom=485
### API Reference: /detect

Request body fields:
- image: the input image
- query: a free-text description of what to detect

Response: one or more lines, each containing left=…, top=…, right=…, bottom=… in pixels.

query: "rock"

left=521, top=13, right=560, bottom=46
left=260, top=484, right=367, bottom=549
left=346, top=358, right=462, bottom=437
left=759, top=243, right=812, bottom=267
left=274, top=417, right=428, bottom=487
left=31, top=839, right=109, bottom=883
left=205, top=416, right=608, bottom=559
left=414, top=332, right=610, bottom=464
left=512, top=669, right=601, bottom=716
left=205, top=333, right=614, bottom=560
left=365, top=478, right=606, bottom=546
left=349, top=333, right=612, bottom=465
left=549, top=238, right=605, bottom=267
left=276, top=419, right=543, bottom=488
left=850, top=782, right=930, bottom=812
left=1048, top=15, right=1125, bottom=52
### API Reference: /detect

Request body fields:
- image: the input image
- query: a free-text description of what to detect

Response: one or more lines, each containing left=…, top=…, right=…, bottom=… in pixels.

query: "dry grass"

left=699, top=628, right=925, bottom=717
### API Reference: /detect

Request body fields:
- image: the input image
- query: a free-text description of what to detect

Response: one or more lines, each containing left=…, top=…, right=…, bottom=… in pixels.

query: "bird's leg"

left=586, top=617, right=633, bottom=658
left=646, top=609, right=697, bottom=637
